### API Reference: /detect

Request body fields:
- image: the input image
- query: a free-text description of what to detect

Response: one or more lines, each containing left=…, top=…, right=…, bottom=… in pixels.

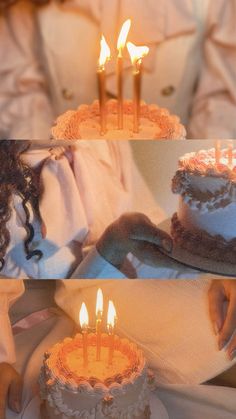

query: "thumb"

left=8, top=375, right=23, bottom=414
left=208, top=282, right=225, bottom=336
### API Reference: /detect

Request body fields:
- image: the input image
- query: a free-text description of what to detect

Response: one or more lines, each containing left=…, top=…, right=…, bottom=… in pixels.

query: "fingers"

left=8, top=374, right=23, bottom=414
left=208, top=281, right=225, bottom=338
left=218, top=292, right=236, bottom=353
left=0, top=364, right=23, bottom=419
left=124, top=213, right=173, bottom=252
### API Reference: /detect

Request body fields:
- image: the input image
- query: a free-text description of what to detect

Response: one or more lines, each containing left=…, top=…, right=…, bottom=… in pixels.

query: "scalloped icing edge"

left=172, top=170, right=235, bottom=212
left=178, top=148, right=236, bottom=180
left=171, top=213, right=236, bottom=264
left=51, top=99, right=186, bottom=140
left=39, top=333, right=150, bottom=418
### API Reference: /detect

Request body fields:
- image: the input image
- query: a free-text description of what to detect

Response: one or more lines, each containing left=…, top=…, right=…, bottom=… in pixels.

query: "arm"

left=0, top=3, right=54, bottom=139
left=189, top=0, right=236, bottom=138
left=0, top=280, right=24, bottom=364
left=0, top=280, right=24, bottom=418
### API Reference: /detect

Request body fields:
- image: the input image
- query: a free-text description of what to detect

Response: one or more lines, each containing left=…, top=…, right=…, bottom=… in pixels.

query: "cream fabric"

left=0, top=0, right=236, bottom=138
left=0, top=141, right=168, bottom=279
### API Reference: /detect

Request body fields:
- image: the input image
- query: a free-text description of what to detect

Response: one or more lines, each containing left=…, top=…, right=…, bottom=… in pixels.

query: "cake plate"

left=158, top=219, right=236, bottom=278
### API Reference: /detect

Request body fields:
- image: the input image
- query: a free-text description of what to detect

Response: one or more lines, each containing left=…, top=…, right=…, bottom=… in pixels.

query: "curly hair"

left=0, top=140, right=43, bottom=271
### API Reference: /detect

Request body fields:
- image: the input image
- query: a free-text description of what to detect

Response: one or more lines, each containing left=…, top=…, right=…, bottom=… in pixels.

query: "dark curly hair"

left=0, top=140, right=43, bottom=271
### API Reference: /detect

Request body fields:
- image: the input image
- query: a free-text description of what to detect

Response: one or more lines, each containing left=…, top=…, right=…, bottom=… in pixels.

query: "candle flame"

left=99, top=35, right=111, bottom=68
left=117, top=19, right=131, bottom=52
left=79, top=302, right=89, bottom=329
left=127, top=42, right=149, bottom=66
left=107, top=300, right=116, bottom=329
left=96, top=288, right=103, bottom=315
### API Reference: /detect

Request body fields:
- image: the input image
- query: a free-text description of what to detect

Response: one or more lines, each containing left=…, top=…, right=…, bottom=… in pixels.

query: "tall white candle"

left=127, top=42, right=149, bottom=133
left=117, top=19, right=131, bottom=129
left=97, top=35, right=111, bottom=135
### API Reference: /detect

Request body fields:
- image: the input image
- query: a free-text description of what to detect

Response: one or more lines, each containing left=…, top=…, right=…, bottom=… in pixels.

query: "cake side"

left=51, top=99, right=186, bottom=140
left=171, top=148, right=236, bottom=263
left=39, top=333, right=150, bottom=419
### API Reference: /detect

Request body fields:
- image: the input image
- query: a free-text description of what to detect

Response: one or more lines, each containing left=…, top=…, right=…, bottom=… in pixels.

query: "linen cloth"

left=2, top=279, right=236, bottom=418
left=0, top=0, right=236, bottom=138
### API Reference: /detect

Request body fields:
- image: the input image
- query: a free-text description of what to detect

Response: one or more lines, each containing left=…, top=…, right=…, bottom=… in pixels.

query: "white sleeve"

left=189, top=0, right=236, bottom=139
left=0, top=3, right=54, bottom=139
left=70, top=247, right=126, bottom=279
left=0, top=280, right=24, bottom=364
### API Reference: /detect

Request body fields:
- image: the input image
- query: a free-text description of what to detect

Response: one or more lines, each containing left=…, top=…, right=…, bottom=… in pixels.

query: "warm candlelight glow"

left=97, top=35, right=110, bottom=135
left=96, top=289, right=103, bottom=361
left=79, top=302, right=89, bottom=329
left=107, top=300, right=116, bottom=365
left=96, top=288, right=103, bottom=315
left=79, top=302, right=89, bottom=367
left=117, top=19, right=131, bottom=129
left=127, top=42, right=149, bottom=69
left=107, top=301, right=116, bottom=329
left=117, top=19, right=131, bottom=55
left=98, top=35, right=111, bottom=69
left=127, top=42, right=149, bottom=133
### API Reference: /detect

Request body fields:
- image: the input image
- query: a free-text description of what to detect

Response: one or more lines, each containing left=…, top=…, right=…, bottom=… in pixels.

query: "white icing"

left=40, top=334, right=150, bottom=419
left=178, top=198, right=236, bottom=241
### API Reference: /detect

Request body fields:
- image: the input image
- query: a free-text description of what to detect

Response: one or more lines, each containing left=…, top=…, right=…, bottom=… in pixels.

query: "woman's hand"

left=0, top=363, right=23, bottom=419
left=96, top=212, right=173, bottom=269
left=208, top=280, right=236, bottom=360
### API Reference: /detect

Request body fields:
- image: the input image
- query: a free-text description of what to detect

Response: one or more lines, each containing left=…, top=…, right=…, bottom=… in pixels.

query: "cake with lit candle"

left=39, top=332, right=151, bottom=418
left=51, top=98, right=186, bottom=140
left=171, top=146, right=236, bottom=263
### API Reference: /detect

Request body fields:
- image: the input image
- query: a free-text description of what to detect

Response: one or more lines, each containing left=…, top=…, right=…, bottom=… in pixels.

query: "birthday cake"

left=171, top=147, right=236, bottom=264
left=51, top=99, right=186, bottom=140
left=39, top=332, right=150, bottom=418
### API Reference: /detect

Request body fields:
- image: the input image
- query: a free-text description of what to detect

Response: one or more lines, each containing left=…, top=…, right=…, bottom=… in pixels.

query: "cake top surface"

left=51, top=99, right=186, bottom=140
left=44, top=333, right=146, bottom=392
left=178, top=148, right=236, bottom=180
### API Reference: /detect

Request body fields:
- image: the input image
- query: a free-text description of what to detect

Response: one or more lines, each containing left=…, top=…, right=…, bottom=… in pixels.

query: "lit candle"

left=117, top=19, right=131, bottom=129
left=96, top=288, right=103, bottom=361
left=107, top=301, right=117, bottom=365
left=127, top=42, right=149, bottom=133
left=228, top=140, right=233, bottom=168
left=79, top=302, right=89, bottom=368
left=215, top=140, right=221, bottom=165
left=97, top=35, right=111, bottom=135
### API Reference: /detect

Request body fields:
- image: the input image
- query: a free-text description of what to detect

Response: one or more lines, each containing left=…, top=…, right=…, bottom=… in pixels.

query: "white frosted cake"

left=171, top=148, right=236, bottom=264
left=51, top=99, right=186, bottom=140
left=39, top=333, right=150, bottom=418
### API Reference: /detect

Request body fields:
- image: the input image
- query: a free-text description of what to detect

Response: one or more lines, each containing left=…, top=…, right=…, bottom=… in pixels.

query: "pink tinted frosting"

left=51, top=99, right=186, bottom=140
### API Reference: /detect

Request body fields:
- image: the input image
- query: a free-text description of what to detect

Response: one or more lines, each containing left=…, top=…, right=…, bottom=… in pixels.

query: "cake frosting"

left=39, top=332, right=150, bottom=418
left=51, top=99, right=186, bottom=140
left=171, top=148, right=236, bottom=264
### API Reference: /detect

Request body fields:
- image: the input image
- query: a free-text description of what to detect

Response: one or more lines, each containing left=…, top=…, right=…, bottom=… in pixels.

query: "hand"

left=96, top=212, right=173, bottom=269
left=0, top=363, right=23, bottom=419
left=208, top=280, right=236, bottom=360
